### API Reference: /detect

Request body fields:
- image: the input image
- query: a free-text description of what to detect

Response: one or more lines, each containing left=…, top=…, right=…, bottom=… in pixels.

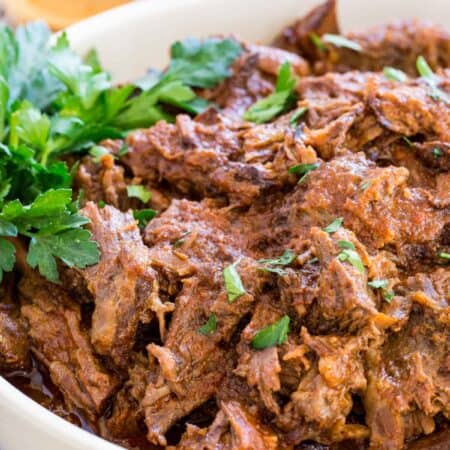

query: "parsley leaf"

left=368, top=279, right=388, bottom=289
left=289, top=162, right=319, bottom=183
left=383, top=67, right=407, bottom=82
left=338, top=249, right=365, bottom=273
left=251, top=315, right=290, bottom=350
left=133, top=208, right=157, bottom=228
left=198, top=313, right=217, bottom=336
left=416, top=55, right=450, bottom=103
left=258, top=250, right=296, bottom=276
left=337, top=240, right=355, bottom=250
left=438, top=252, right=450, bottom=260
left=0, top=238, right=15, bottom=282
left=322, top=34, right=362, bottom=52
left=323, top=217, right=343, bottom=234
left=309, top=32, right=326, bottom=51
left=127, top=185, right=152, bottom=203
left=223, top=259, right=245, bottom=303
left=432, top=148, right=442, bottom=158
left=290, top=107, right=308, bottom=127
left=383, top=291, right=395, bottom=302
left=172, top=231, right=192, bottom=248
left=244, top=62, right=297, bottom=124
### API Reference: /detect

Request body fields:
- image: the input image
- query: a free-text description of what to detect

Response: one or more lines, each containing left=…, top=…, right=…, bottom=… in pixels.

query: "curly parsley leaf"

left=251, top=315, right=290, bottom=350
left=244, top=62, right=297, bottom=124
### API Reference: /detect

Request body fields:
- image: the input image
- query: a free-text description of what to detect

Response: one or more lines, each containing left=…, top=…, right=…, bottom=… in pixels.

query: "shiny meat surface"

left=1, top=1, right=449, bottom=449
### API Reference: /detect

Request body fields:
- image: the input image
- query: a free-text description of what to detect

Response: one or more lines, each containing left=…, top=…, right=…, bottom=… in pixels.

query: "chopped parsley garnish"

left=127, top=185, right=152, bottom=203
left=383, top=291, right=395, bottom=302
left=432, top=147, right=442, bottom=158
left=89, top=145, right=110, bottom=163
left=223, top=259, right=246, bottom=303
left=322, top=34, right=362, bottom=52
left=368, top=279, right=388, bottom=289
left=198, top=313, right=217, bottom=336
left=402, top=136, right=414, bottom=147
left=258, top=249, right=296, bottom=276
left=133, top=209, right=157, bottom=228
left=290, top=107, right=308, bottom=127
left=438, top=252, right=450, bottom=260
left=98, top=200, right=106, bottom=208
left=337, top=240, right=355, bottom=250
left=383, top=67, right=407, bottom=82
left=360, top=180, right=372, bottom=191
left=288, top=162, right=318, bottom=183
left=338, top=249, right=365, bottom=273
left=244, top=62, right=297, bottom=124
left=416, top=55, right=450, bottom=104
left=323, top=217, right=343, bottom=234
left=309, top=32, right=327, bottom=51
left=118, top=144, right=129, bottom=157
left=251, top=315, right=290, bottom=350
left=172, top=231, right=192, bottom=248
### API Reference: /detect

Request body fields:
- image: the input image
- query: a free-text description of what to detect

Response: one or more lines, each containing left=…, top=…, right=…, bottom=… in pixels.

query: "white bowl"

left=0, top=1, right=449, bottom=449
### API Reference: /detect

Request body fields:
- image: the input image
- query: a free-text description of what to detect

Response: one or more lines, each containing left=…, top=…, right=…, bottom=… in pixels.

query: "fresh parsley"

left=322, top=34, right=362, bottom=52
left=309, top=32, right=326, bottom=51
left=368, top=279, right=388, bottom=289
left=290, top=107, right=308, bottom=127
left=337, top=248, right=365, bottom=273
left=383, top=67, right=407, bottom=82
left=172, top=231, right=192, bottom=248
left=223, top=259, right=246, bottom=303
left=416, top=55, right=450, bottom=103
left=438, top=252, right=450, bottom=260
left=383, top=291, right=395, bottom=302
left=127, top=185, right=152, bottom=203
left=323, top=217, right=343, bottom=233
left=0, top=189, right=99, bottom=282
left=133, top=209, right=157, bottom=228
left=244, top=62, right=297, bottom=124
left=251, top=315, right=290, bottom=350
left=288, top=162, right=318, bottom=183
left=432, top=147, right=442, bottom=158
left=198, top=313, right=217, bottom=336
left=258, top=249, right=296, bottom=276
left=337, top=240, right=355, bottom=250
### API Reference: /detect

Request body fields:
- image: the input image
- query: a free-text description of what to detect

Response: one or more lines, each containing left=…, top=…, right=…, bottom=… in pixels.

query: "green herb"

left=432, top=147, right=442, bottom=158
left=322, top=34, right=362, bottom=52
left=223, top=259, right=246, bottom=303
left=383, top=67, right=407, bottom=82
left=337, top=240, right=355, bottom=250
left=198, top=313, right=217, bottom=336
left=127, top=185, right=151, bottom=203
left=368, top=279, right=388, bottom=289
left=402, top=136, right=413, bottom=147
left=383, top=291, right=395, bottom=302
left=360, top=180, right=371, bottom=191
left=172, top=231, right=192, bottom=248
left=89, top=145, right=110, bottom=163
left=244, top=62, right=297, bottom=124
left=118, top=144, right=129, bottom=157
left=288, top=162, right=318, bottom=183
left=0, top=238, right=16, bottom=282
left=309, top=32, right=326, bottom=51
left=308, top=257, right=319, bottom=264
left=0, top=189, right=99, bottom=282
left=98, top=200, right=106, bottom=208
left=338, top=249, right=365, bottom=273
left=323, top=217, right=343, bottom=234
left=133, top=209, right=157, bottom=228
left=258, top=249, right=296, bottom=276
left=289, top=107, right=308, bottom=127
left=438, top=252, right=450, bottom=260
left=416, top=55, right=450, bottom=103
left=251, top=315, right=290, bottom=350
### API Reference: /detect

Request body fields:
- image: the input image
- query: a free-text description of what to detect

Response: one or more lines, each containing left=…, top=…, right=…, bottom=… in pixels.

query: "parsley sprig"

left=244, top=62, right=297, bottom=124
left=251, top=315, right=290, bottom=350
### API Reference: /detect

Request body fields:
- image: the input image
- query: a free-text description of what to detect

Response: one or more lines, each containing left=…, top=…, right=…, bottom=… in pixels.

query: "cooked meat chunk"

left=19, top=272, right=119, bottom=420
left=275, top=0, right=450, bottom=75
left=79, top=203, right=165, bottom=369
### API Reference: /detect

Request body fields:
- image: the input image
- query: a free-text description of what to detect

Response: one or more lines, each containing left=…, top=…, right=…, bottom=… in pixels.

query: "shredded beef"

left=2, top=2, right=449, bottom=450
